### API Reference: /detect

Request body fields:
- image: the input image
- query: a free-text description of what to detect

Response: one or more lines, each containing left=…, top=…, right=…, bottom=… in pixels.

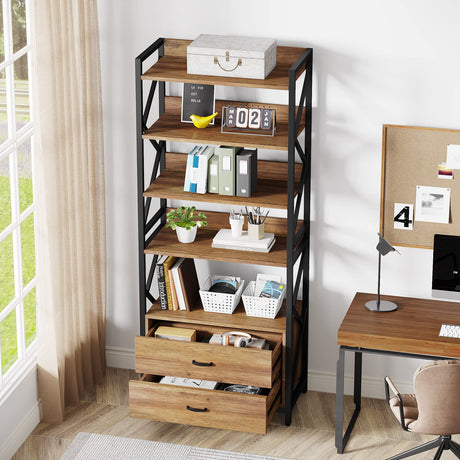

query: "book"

left=189, top=147, right=202, bottom=193
left=159, top=376, right=217, bottom=389
left=254, top=273, right=281, bottom=297
left=212, top=239, right=275, bottom=253
left=183, top=145, right=200, bottom=192
left=259, top=280, right=284, bottom=299
left=196, top=146, right=215, bottom=194
left=163, top=256, right=178, bottom=310
left=154, top=326, right=196, bottom=341
left=177, top=258, right=200, bottom=311
left=156, top=255, right=168, bottom=310
left=212, top=228, right=275, bottom=253
left=169, top=263, right=179, bottom=310
left=170, top=258, right=186, bottom=310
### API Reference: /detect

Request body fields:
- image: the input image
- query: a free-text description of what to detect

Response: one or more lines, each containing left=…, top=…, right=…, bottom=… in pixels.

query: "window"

left=0, top=0, right=36, bottom=394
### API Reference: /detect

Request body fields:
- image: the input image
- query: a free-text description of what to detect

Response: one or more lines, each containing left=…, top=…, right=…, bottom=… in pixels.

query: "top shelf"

left=142, top=39, right=308, bottom=91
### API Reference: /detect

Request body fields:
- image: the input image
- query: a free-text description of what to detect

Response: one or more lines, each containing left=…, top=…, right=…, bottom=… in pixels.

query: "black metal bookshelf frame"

left=134, top=38, right=313, bottom=426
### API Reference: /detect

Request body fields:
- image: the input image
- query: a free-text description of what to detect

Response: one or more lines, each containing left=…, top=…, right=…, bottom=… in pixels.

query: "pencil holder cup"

left=229, top=215, right=244, bottom=238
left=248, top=222, right=264, bottom=240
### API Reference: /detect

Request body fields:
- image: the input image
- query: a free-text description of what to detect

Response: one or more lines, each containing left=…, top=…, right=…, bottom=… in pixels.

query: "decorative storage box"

left=187, top=34, right=277, bottom=80
left=242, top=281, right=286, bottom=319
left=199, top=276, right=245, bottom=314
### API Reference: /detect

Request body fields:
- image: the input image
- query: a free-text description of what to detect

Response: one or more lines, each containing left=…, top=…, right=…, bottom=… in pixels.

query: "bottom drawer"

left=129, top=375, right=280, bottom=434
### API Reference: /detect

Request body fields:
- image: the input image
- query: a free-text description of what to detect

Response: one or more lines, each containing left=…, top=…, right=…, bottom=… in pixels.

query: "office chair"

left=384, top=360, right=460, bottom=460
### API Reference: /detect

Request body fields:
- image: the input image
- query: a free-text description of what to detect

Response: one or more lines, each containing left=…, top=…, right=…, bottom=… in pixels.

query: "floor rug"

left=61, top=432, right=293, bottom=460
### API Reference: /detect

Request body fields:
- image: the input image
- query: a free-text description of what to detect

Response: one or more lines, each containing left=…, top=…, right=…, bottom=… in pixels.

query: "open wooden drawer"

left=134, top=324, right=282, bottom=388
left=129, top=374, right=281, bottom=434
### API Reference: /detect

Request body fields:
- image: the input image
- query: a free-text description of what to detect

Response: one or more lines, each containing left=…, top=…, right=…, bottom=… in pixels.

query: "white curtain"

left=31, top=0, right=106, bottom=422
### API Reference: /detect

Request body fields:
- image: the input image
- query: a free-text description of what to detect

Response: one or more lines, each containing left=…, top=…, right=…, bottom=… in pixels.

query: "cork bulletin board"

left=380, top=125, right=460, bottom=249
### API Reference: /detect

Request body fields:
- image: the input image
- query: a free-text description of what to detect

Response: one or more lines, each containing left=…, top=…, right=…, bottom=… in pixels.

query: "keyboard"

left=439, top=324, right=460, bottom=338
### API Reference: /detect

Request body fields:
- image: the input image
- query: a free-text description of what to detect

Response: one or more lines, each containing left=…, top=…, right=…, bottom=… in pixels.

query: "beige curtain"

left=31, top=0, right=106, bottom=422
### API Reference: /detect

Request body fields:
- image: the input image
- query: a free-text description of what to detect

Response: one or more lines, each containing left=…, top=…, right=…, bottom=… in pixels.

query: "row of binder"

left=183, top=145, right=257, bottom=197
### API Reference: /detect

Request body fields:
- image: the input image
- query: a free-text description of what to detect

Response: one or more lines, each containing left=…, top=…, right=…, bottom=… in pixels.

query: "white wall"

left=98, top=0, right=460, bottom=395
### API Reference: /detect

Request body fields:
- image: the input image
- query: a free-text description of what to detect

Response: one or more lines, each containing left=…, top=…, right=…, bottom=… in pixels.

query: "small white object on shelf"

left=199, top=276, right=245, bottom=314
left=242, top=274, right=286, bottom=319
left=176, top=225, right=197, bottom=243
left=229, top=214, right=244, bottom=238
left=212, top=228, right=275, bottom=253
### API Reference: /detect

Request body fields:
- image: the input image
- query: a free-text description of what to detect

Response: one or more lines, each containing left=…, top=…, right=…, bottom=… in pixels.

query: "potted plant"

left=166, top=206, right=207, bottom=243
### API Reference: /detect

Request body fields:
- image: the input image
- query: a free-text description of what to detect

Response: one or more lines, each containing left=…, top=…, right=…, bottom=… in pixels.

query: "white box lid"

left=188, top=34, right=277, bottom=59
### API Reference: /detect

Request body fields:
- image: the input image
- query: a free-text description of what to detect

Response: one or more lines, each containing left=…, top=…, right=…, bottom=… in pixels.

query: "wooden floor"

left=12, top=367, right=460, bottom=459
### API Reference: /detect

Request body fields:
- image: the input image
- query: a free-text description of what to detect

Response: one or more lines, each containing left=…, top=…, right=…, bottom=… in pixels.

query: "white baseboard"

left=105, top=346, right=413, bottom=399
left=308, top=369, right=413, bottom=399
left=0, top=400, right=40, bottom=460
left=105, top=346, right=135, bottom=369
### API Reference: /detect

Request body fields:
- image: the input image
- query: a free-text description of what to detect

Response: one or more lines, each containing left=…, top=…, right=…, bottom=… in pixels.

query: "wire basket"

left=242, top=281, right=286, bottom=319
left=199, top=277, right=245, bottom=314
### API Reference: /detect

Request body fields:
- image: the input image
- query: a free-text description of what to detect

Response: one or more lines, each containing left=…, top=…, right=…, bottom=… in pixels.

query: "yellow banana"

left=190, top=112, right=218, bottom=128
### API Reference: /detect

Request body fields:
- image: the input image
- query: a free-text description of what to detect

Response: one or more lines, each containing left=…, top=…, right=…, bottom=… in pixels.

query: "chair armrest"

left=384, top=376, right=409, bottom=431
left=384, top=376, right=400, bottom=402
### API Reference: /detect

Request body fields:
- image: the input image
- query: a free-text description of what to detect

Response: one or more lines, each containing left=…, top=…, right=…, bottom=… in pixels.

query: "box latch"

left=214, top=51, right=242, bottom=72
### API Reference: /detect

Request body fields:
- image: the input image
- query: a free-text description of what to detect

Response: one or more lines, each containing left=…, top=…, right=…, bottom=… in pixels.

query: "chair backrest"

left=411, top=360, right=460, bottom=435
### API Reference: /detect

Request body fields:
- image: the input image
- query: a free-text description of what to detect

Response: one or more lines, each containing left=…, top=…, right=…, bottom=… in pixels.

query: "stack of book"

left=183, top=145, right=215, bottom=194
left=156, top=256, right=200, bottom=311
left=212, top=228, right=275, bottom=253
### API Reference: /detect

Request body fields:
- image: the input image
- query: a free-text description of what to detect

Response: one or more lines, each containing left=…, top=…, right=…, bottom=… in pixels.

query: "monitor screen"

left=432, top=234, right=460, bottom=299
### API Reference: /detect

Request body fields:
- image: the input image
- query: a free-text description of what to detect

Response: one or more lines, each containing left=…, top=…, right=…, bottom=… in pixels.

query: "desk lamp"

left=365, top=233, right=400, bottom=312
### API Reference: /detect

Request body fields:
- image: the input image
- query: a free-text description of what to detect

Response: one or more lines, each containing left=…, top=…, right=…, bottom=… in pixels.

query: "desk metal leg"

left=335, top=347, right=345, bottom=453
left=335, top=347, right=363, bottom=454
left=354, top=351, right=362, bottom=408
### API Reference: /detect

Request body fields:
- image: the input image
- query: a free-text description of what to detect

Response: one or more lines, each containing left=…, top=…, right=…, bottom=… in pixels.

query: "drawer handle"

left=186, top=405, right=208, bottom=413
left=192, top=359, right=214, bottom=367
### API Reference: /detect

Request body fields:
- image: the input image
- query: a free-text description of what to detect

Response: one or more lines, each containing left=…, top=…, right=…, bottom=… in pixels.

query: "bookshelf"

left=131, top=37, right=313, bottom=433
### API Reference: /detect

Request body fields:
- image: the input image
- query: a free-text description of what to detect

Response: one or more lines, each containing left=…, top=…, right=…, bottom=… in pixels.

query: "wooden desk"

left=335, top=292, right=460, bottom=454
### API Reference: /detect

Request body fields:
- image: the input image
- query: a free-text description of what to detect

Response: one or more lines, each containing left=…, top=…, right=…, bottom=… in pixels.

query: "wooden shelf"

left=143, top=153, right=302, bottom=210
left=144, top=169, right=294, bottom=210
left=142, top=40, right=307, bottom=91
left=143, top=97, right=304, bottom=152
left=145, top=226, right=287, bottom=267
left=145, top=301, right=289, bottom=334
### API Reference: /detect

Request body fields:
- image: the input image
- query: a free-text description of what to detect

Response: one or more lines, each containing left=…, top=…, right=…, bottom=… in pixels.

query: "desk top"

left=338, top=292, right=460, bottom=358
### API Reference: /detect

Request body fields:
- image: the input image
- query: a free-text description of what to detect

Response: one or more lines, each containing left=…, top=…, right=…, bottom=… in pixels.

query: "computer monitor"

left=432, top=234, right=460, bottom=300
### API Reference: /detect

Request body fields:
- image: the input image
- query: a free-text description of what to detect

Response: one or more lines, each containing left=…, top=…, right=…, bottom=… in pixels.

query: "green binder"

left=208, top=154, right=219, bottom=194
left=218, top=146, right=240, bottom=196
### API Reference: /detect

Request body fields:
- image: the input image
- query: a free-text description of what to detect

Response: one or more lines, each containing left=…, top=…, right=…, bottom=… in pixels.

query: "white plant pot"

left=176, top=225, right=197, bottom=243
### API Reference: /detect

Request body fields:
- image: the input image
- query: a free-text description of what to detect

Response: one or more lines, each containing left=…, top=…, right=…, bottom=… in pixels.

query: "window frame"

left=0, top=0, right=37, bottom=400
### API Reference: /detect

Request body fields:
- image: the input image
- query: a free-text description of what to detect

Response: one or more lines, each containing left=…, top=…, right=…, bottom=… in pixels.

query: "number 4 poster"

left=394, top=203, right=414, bottom=230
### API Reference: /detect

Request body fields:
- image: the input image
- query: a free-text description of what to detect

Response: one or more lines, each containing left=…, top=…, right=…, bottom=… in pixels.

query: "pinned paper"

left=415, top=185, right=450, bottom=224
left=439, top=162, right=453, bottom=179
left=446, top=144, right=460, bottom=169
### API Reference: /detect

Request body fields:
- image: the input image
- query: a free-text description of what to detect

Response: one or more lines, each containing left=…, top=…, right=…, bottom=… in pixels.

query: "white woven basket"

left=199, top=277, right=245, bottom=314
left=242, top=281, right=286, bottom=319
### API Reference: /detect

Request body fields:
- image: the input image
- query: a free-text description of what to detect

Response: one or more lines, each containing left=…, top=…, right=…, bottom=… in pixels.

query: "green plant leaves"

left=166, top=206, right=207, bottom=230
